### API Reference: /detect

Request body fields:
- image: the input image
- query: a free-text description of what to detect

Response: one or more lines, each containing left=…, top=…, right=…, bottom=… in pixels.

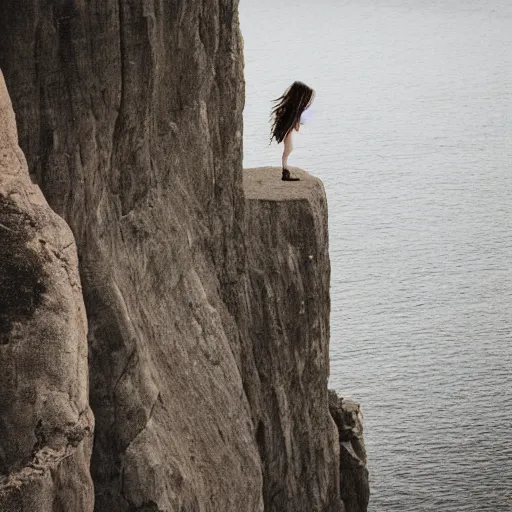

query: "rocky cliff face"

left=244, top=167, right=342, bottom=512
left=0, top=2, right=368, bottom=511
left=0, top=72, right=94, bottom=511
left=0, top=2, right=262, bottom=510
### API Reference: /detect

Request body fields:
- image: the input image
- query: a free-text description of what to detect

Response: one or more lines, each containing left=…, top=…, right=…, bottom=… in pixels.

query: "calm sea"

left=240, top=1, right=512, bottom=510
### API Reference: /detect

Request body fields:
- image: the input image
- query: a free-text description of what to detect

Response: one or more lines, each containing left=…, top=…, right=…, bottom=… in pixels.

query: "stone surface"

left=329, top=390, right=370, bottom=512
left=244, top=166, right=343, bottom=512
left=0, top=72, right=94, bottom=511
left=0, top=2, right=263, bottom=511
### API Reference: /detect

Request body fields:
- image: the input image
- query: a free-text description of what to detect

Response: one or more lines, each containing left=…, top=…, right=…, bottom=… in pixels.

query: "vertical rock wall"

left=244, top=167, right=343, bottom=512
left=0, top=2, right=263, bottom=511
left=0, top=72, right=94, bottom=512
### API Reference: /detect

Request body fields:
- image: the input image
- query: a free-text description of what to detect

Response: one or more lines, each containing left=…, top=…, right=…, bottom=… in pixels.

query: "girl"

left=270, top=81, right=315, bottom=181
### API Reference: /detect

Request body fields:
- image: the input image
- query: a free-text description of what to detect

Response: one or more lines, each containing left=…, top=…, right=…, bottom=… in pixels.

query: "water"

left=240, top=1, right=512, bottom=510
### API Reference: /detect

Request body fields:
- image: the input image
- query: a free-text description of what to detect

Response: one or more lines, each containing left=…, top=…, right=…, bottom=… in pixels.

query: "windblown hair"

left=270, top=81, right=315, bottom=144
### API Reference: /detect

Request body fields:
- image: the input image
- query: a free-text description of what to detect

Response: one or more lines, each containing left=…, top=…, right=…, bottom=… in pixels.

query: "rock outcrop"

left=329, top=391, right=370, bottom=512
left=0, top=72, right=94, bottom=511
left=244, top=167, right=342, bottom=512
left=0, top=2, right=369, bottom=511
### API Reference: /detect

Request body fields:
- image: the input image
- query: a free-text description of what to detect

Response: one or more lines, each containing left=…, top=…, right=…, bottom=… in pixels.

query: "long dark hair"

left=270, top=81, right=315, bottom=144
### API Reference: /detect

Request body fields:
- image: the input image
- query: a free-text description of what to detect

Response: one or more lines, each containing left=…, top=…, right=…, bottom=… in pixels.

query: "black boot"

left=282, top=168, right=300, bottom=181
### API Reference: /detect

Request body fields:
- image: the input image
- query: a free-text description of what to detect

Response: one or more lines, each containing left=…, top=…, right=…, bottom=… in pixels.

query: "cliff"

left=244, top=167, right=341, bottom=511
left=0, top=2, right=262, bottom=509
left=243, top=169, right=370, bottom=512
left=0, top=72, right=94, bottom=511
left=0, top=2, right=368, bottom=511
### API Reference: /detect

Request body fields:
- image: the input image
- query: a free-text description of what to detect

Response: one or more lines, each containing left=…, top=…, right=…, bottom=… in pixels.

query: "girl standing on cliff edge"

left=270, top=81, right=315, bottom=181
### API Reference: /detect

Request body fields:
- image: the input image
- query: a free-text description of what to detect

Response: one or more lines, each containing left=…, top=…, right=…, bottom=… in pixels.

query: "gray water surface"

left=240, top=1, right=512, bottom=510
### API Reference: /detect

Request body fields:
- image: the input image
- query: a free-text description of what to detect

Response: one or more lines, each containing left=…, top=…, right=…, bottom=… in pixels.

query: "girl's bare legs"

left=281, top=130, right=300, bottom=181
left=282, top=130, right=293, bottom=169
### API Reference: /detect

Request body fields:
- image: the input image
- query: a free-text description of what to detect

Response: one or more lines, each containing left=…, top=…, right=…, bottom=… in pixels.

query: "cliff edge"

left=244, top=167, right=341, bottom=511
left=244, top=167, right=369, bottom=512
